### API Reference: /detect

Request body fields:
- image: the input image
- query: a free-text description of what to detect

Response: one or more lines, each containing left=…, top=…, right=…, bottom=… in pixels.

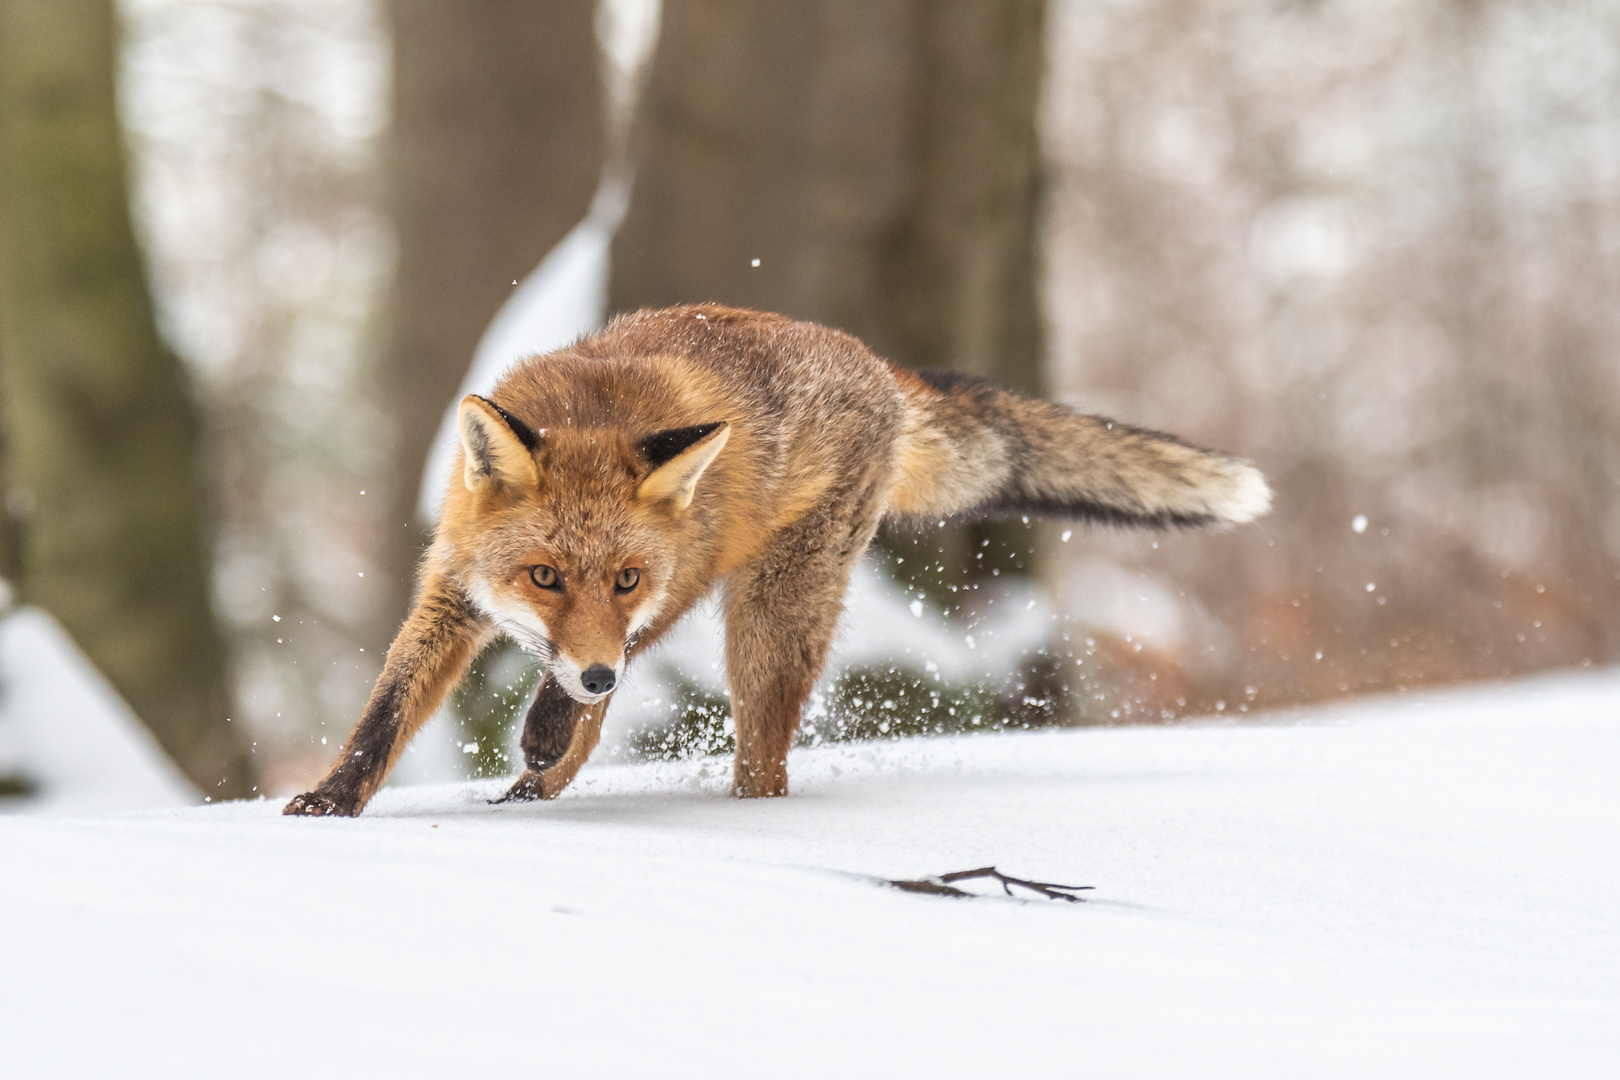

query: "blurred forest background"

left=1, top=0, right=1617, bottom=799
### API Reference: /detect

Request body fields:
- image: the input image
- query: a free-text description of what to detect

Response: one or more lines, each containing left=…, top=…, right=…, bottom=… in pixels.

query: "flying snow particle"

left=1352, top=514, right=1368, bottom=534
left=1061, top=529, right=1072, bottom=542
left=1366, top=582, right=1376, bottom=592
left=462, top=742, right=478, bottom=754
left=750, top=258, right=761, bottom=267
left=909, top=599, right=924, bottom=617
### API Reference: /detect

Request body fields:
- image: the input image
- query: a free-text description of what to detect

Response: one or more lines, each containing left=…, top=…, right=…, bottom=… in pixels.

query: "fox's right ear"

left=458, top=395, right=540, bottom=493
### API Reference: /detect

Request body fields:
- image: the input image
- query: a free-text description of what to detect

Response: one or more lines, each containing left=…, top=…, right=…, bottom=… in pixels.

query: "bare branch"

left=887, top=866, right=1092, bottom=902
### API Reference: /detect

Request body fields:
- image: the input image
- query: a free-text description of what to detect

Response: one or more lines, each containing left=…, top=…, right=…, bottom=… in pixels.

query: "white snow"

left=1050, top=554, right=1191, bottom=652
left=0, top=606, right=196, bottom=815
left=3, top=670, right=1616, bottom=1077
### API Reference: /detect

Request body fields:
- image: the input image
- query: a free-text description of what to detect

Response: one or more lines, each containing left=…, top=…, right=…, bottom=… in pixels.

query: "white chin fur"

left=1214, top=463, right=1273, bottom=524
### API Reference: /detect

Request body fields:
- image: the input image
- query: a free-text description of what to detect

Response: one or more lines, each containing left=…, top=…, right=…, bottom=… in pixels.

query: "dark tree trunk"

left=378, top=0, right=606, bottom=627
left=0, top=0, right=251, bottom=796
left=612, top=0, right=1044, bottom=387
left=611, top=0, right=1046, bottom=582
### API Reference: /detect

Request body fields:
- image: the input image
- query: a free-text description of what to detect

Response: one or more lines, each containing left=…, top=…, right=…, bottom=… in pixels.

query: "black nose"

left=580, top=664, right=617, bottom=695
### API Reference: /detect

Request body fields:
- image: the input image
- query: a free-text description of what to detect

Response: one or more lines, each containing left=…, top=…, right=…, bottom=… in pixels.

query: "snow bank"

left=0, top=606, right=196, bottom=815
left=3, top=670, right=1615, bottom=1077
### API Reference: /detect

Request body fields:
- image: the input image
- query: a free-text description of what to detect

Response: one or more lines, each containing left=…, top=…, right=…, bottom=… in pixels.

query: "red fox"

left=285, top=305, right=1268, bottom=815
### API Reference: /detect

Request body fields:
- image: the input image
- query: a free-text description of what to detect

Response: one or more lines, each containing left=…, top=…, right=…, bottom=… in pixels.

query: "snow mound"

left=0, top=606, right=196, bottom=815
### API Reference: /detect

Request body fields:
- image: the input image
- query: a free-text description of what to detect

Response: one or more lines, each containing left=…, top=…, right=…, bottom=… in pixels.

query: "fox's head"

left=444, top=394, right=729, bottom=704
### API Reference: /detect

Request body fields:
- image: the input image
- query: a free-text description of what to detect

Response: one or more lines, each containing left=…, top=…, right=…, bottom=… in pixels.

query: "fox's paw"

left=491, top=770, right=546, bottom=804
left=282, top=791, right=359, bottom=817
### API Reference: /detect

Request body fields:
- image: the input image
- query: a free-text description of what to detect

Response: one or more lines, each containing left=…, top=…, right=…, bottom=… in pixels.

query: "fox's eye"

left=530, top=565, right=560, bottom=590
left=615, top=567, right=641, bottom=593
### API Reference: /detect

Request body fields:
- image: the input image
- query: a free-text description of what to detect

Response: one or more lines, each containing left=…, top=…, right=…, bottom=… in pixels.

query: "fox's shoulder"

left=595, top=305, right=885, bottom=373
left=601, top=303, right=792, bottom=338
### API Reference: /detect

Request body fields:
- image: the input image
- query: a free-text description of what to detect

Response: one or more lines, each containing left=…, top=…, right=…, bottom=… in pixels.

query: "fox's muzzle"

left=580, top=664, right=617, bottom=695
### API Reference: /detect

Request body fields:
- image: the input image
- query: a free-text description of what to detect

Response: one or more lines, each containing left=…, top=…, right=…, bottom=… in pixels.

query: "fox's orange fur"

left=285, top=305, right=1268, bottom=816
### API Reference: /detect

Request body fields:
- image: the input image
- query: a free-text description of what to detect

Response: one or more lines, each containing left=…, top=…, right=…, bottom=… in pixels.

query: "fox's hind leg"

left=724, top=496, right=882, bottom=798
left=494, top=676, right=582, bottom=802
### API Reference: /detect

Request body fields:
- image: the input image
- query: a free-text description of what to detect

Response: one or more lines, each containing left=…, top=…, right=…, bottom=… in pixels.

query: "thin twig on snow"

left=887, top=866, right=1093, bottom=902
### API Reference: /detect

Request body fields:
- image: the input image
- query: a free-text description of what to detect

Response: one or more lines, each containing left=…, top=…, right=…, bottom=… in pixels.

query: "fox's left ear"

left=636, top=422, right=729, bottom=510
left=459, top=395, right=540, bottom=493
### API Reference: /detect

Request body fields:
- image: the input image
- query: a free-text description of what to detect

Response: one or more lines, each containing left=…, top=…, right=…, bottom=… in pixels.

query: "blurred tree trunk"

left=378, top=0, right=605, bottom=629
left=0, top=339, right=18, bottom=585
left=0, top=0, right=251, bottom=796
left=611, top=0, right=1046, bottom=583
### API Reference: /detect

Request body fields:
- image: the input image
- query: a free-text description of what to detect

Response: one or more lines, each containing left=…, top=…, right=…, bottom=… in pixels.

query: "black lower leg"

left=493, top=678, right=581, bottom=804
left=520, top=676, right=578, bottom=771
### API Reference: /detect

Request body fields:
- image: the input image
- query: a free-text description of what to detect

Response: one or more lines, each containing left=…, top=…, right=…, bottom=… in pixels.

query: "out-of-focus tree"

left=119, top=0, right=396, bottom=790
left=612, top=0, right=1046, bottom=585
left=0, top=0, right=251, bottom=795
left=0, top=340, right=17, bottom=584
left=378, top=0, right=606, bottom=627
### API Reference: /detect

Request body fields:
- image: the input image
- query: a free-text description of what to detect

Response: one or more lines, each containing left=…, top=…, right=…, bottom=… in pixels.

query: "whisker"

left=488, top=616, right=557, bottom=667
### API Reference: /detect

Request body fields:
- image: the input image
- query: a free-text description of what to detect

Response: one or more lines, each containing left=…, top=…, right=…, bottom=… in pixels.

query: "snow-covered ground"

left=3, top=671, right=1616, bottom=1077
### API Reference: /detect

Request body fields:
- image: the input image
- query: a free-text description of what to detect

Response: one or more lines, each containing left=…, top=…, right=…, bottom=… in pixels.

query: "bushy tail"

left=887, top=369, right=1271, bottom=529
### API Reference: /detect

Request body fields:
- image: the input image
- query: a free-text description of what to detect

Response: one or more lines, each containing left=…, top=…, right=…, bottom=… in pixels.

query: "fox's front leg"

left=495, top=691, right=610, bottom=801
left=519, top=676, right=578, bottom=770
left=285, top=576, right=492, bottom=816
left=494, top=677, right=592, bottom=802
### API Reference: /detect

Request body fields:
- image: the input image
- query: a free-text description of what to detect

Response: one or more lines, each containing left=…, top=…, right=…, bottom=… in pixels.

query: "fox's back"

left=490, top=304, right=908, bottom=524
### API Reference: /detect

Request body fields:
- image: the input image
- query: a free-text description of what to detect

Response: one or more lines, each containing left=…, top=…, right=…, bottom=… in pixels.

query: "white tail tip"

left=1215, top=463, right=1272, bottom=524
